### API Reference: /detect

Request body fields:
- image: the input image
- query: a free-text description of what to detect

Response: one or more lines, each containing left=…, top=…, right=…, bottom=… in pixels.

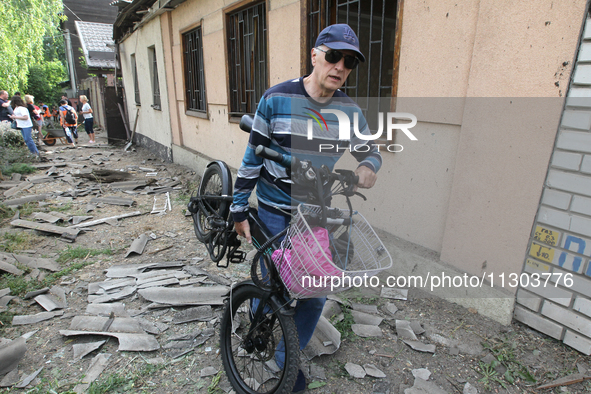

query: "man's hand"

left=355, top=166, right=377, bottom=189
left=234, top=220, right=252, bottom=244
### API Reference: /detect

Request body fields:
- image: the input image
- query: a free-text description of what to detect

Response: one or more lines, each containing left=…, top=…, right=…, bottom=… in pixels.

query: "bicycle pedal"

left=228, top=250, right=246, bottom=264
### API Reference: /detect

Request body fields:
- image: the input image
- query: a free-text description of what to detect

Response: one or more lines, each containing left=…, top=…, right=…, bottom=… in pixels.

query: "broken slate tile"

left=351, top=324, right=382, bottom=338
left=0, top=367, right=19, bottom=387
left=12, top=311, right=63, bottom=325
left=137, top=278, right=179, bottom=289
left=364, top=364, right=386, bottom=378
left=88, top=286, right=136, bottom=304
left=402, top=340, right=436, bottom=353
left=172, top=306, right=213, bottom=324
left=0, top=288, right=9, bottom=298
left=200, top=367, right=218, bottom=377
left=86, top=303, right=129, bottom=317
left=50, top=286, right=67, bottom=307
left=73, top=353, right=111, bottom=394
left=168, top=328, right=202, bottom=342
left=412, top=368, right=431, bottom=381
left=345, top=362, right=366, bottom=378
left=351, top=303, right=379, bottom=315
left=381, top=287, right=408, bottom=300
left=12, top=254, right=60, bottom=272
left=90, top=197, right=135, bottom=207
left=15, top=366, right=43, bottom=388
left=71, top=216, right=93, bottom=225
left=72, top=340, right=107, bottom=361
left=396, top=320, right=418, bottom=341
left=463, top=382, right=477, bottom=394
left=351, top=310, right=383, bottom=326
left=125, top=234, right=149, bottom=257
left=59, top=331, right=160, bottom=352
left=0, top=296, right=15, bottom=307
left=0, top=261, right=23, bottom=276
left=302, top=316, right=341, bottom=360
left=23, top=288, right=49, bottom=300
left=321, top=299, right=342, bottom=320
left=410, top=320, right=425, bottom=335
left=69, top=316, right=145, bottom=333
left=138, top=286, right=228, bottom=306
left=136, top=318, right=168, bottom=335
left=0, top=337, right=26, bottom=375
left=34, top=294, right=64, bottom=311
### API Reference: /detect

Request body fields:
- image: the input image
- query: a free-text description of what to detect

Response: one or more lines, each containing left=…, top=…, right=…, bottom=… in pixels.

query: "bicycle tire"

left=220, top=284, right=299, bottom=394
left=208, top=230, right=228, bottom=263
left=192, top=163, right=231, bottom=242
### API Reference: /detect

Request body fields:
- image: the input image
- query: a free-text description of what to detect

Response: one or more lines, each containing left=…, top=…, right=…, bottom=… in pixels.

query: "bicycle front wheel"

left=192, top=163, right=231, bottom=242
left=220, top=284, right=299, bottom=394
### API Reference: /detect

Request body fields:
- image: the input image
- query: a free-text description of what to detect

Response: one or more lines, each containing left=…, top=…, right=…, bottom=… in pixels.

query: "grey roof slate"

left=75, top=21, right=116, bottom=69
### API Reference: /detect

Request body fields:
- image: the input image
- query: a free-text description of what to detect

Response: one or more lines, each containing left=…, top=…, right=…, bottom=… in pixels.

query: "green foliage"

left=0, top=231, right=33, bottom=253
left=0, top=0, right=65, bottom=93
left=56, top=246, right=113, bottom=263
left=331, top=306, right=355, bottom=341
left=87, top=363, right=165, bottom=393
left=478, top=336, right=537, bottom=390
left=3, top=163, right=36, bottom=177
left=26, top=61, right=66, bottom=104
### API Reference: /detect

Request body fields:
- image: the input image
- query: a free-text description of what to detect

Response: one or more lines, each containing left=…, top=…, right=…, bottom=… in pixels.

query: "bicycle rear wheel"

left=220, top=284, right=299, bottom=394
left=192, top=163, right=231, bottom=242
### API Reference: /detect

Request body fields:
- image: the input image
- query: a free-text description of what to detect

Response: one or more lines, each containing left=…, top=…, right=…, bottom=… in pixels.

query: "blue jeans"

left=257, top=203, right=326, bottom=367
left=20, top=127, right=38, bottom=155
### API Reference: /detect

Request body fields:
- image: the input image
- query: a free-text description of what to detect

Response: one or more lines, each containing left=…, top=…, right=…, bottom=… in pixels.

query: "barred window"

left=227, top=1, right=267, bottom=116
left=131, top=54, right=140, bottom=105
left=183, top=27, right=207, bottom=113
left=148, top=46, right=161, bottom=110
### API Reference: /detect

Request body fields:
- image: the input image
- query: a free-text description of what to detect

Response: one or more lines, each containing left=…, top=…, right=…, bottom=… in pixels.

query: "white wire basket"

left=271, top=204, right=392, bottom=299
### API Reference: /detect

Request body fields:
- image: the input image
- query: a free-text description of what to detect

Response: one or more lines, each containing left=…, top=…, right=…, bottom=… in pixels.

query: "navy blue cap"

left=315, top=24, right=365, bottom=62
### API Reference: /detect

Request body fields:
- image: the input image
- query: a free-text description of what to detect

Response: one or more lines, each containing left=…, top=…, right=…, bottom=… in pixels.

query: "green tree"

left=26, top=61, right=66, bottom=103
left=0, top=0, right=65, bottom=94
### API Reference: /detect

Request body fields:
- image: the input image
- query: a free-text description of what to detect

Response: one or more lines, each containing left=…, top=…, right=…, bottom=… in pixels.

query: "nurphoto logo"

left=306, top=109, right=418, bottom=153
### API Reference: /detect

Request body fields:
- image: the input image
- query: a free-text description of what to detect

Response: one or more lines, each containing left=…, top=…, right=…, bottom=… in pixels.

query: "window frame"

left=182, top=25, right=208, bottom=115
left=131, top=54, right=140, bottom=106
left=148, top=46, right=161, bottom=110
left=224, top=0, right=269, bottom=119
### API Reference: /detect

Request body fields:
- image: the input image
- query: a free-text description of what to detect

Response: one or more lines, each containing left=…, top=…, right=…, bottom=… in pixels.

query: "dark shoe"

left=292, top=369, right=306, bottom=393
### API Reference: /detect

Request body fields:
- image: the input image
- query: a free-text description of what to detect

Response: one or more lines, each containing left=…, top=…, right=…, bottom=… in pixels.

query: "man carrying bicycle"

left=231, top=24, right=381, bottom=393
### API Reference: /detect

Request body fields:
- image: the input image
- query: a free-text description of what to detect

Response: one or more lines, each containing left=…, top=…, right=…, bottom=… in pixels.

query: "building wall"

left=119, top=17, right=172, bottom=160
left=120, top=0, right=591, bottom=328
left=515, top=17, right=591, bottom=356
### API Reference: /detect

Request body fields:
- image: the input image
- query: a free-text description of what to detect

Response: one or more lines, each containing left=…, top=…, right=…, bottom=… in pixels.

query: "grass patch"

left=2, top=162, right=36, bottom=177
left=52, top=202, right=73, bottom=212
left=88, top=363, right=165, bottom=393
left=0, top=231, right=33, bottom=253
left=331, top=306, right=355, bottom=341
left=57, top=246, right=113, bottom=263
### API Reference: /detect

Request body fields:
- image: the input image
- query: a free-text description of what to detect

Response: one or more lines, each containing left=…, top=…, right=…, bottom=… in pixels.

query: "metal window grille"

left=183, top=27, right=207, bottom=112
left=150, top=47, right=161, bottom=109
left=132, top=54, right=140, bottom=105
left=227, top=2, right=267, bottom=116
left=307, top=0, right=397, bottom=119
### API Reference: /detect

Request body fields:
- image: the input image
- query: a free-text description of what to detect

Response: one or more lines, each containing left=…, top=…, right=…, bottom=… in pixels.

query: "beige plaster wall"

left=119, top=17, right=172, bottom=148
left=163, top=0, right=301, bottom=169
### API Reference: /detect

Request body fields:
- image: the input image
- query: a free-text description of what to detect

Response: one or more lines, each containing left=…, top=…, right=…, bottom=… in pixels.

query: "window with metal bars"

left=149, top=46, right=161, bottom=110
left=226, top=1, right=267, bottom=116
left=183, top=27, right=207, bottom=113
left=307, top=0, right=398, bottom=121
left=131, top=54, right=140, bottom=105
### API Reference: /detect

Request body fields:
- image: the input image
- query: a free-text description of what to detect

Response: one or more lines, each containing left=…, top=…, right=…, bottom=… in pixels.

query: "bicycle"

left=188, top=115, right=392, bottom=393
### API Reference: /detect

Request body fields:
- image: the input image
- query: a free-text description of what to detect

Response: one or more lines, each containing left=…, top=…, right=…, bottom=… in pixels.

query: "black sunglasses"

left=316, top=47, right=359, bottom=70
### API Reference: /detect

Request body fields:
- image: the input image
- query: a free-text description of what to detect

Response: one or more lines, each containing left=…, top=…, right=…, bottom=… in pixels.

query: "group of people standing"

left=0, top=91, right=95, bottom=156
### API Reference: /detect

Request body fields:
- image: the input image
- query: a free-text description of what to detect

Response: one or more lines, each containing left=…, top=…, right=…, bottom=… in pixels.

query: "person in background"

left=39, top=101, right=52, bottom=128
left=9, top=95, right=40, bottom=157
left=61, top=95, right=73, bottom=107
left=59, top=99, right=78, bottom=147
left=79, top=95, right=95, bottom=143
left=0, top=90, right=13, bottom=122
left=24, top=95, right=41, bottom=143
left=52, top=106, right=59, bottom=123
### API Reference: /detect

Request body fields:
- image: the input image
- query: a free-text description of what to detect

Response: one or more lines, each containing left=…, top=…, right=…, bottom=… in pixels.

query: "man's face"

left=311, top=46, right=355, bottom=93
left=0, top=92, right=7, bottom=100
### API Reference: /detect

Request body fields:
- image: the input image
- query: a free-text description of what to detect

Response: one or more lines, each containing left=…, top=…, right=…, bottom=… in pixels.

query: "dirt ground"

left=0, top=131, right=589, bottom=394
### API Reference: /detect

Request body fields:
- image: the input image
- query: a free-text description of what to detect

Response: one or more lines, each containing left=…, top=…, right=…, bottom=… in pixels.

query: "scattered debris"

left=90, top=196, right=135, bottom=207
left=172, top=305, right=213, bottom=324
left=200, top=366, right=218, bottom=377
left=11, top=219, right=79, bottom=242
left=303, top=316, right=341, bottom=359
left=72, top=340, right=107, bottom=361
left=59, top=330, right=160, bottom=352
left=380, top=287, right=408, bottom=300
left=151, top=192, right=171, bottom=214
left=364, top=364, right=386, bottom=378
left=351, top=324, right=382, bottom=337
left=396, top=320, right=418, bottom=341
left=345, top=362, right=366, bottom=378
left=412, top=368, right=431, bottom=381
left=536, top=373, right=591, bottom=390
left=138, top=286, right=228, bottom=306
left=403, top=340, right=436, bottom=353
left=73, top=353, right=112, bottom=393
left=12, top=311, right=63, bottom=325
left=351, top=310, right=383, bottom=326
left=4, top=194, right=51, bottom=207
left=404, top=378, right=448, bottom=394
left=15, top=366, right=43, bottom=389
left=125, top=234, right=149, bottom=257
left=0, top=337, right=26, bottom=375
